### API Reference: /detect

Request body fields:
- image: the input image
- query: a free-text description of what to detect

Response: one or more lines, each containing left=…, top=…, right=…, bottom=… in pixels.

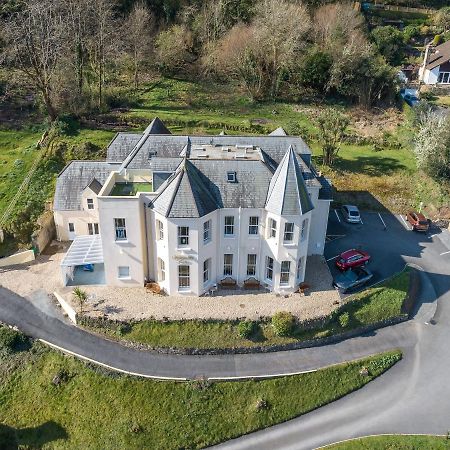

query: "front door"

left=68, top=222, right=76, bottom=240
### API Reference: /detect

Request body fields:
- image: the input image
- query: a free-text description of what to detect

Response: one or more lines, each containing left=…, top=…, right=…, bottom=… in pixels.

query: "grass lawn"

left=110, top=182, right=153, bottom=196
left=0, top=130, right=42, bottom=216
left=0, top=338, right=401, bottom=450
left=81, top=270, right=410, bottom=350
left=327, top=435, right=450, bottom=449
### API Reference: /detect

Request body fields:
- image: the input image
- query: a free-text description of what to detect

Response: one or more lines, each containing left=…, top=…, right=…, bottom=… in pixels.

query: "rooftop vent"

left=227, top=171, right=237, bottom=183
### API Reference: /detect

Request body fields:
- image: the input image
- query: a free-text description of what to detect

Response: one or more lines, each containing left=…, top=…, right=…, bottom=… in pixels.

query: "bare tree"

left=253, top=0, right=311, bottom=98
left=2, top=0, right=65, bottom=121
left=64, top=0, right=90, bottom=96
left=85, top=0, right=116, bottom=109
left=313, top=3, right=364, bottom=53
left=123, top=2, right=154, bottom=90
left=317, top=109, right=349, bottom=166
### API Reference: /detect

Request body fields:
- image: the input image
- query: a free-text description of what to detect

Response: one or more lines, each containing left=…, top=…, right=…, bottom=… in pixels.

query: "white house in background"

left=419, top=40, right=450, bottom=85
left=53, top=118, right=332, bottom=295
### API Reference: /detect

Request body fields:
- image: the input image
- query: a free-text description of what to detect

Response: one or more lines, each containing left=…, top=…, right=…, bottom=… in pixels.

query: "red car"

left=335, top=249, right=371, bottom=271
left=406, top=211, right=429, bottom=232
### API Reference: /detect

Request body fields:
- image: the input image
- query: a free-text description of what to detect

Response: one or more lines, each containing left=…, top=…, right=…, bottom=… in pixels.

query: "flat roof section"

left=61, top=235, right=104, bottom=267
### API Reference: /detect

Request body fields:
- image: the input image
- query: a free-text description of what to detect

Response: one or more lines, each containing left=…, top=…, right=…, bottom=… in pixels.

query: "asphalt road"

left=325, top=210, right=437, bottom=290
left=214, top=216, right=450, bottom=449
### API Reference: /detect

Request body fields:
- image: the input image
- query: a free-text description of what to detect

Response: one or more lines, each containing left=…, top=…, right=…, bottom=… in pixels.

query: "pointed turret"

left=151, top=159, right=218, bottom=218
left=265, top=146, right=313, bottom=216
left=269, top=127, right=287, bottom=136
left=144, top=117, right=171, bottom=135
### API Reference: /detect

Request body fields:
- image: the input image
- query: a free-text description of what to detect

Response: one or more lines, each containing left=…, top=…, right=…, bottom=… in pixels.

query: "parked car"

left=341, top=205, right=361, bottom=223
left=400, top=89, right=420, bottom=107
left=333, top=267, right=373, bottom=293
left=406, top=211, right=429, bottom=232
left=335, top=249, right=371, bottom=271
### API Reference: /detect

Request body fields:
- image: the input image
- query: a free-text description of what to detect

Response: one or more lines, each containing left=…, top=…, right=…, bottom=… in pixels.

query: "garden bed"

left=79, top=268, right=415, bottom=354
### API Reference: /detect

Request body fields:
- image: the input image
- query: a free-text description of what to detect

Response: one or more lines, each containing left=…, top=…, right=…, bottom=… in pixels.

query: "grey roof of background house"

left=54, top=161, right=119, bottom=210
left=426, top=40, right=450, bottom=70
left=269, top=127, right=287, bottom=136
left=265, top=146, right=314, bottom=216
left=144, top=117, right=172, bottom=135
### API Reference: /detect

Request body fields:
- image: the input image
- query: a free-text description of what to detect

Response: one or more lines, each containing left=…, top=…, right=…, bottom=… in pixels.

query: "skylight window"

left=227, top=171, right=236, bottom=183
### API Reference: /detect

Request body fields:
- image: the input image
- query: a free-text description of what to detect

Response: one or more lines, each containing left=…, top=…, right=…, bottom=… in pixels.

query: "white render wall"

left=144, top=206, right=314, bottom=296
left=422, top=67, right=440, bottom=85
left=97, top=195, right=147, bottom=287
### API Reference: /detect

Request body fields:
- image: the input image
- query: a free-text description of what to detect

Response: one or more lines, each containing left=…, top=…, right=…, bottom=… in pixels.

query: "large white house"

left=53, top=118, right=332, bottom=296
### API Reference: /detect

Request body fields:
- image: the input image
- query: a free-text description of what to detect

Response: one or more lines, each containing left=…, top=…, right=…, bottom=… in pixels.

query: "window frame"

left=158, top=258, right=166, bottom=282
left=300, top=218, right=309, bottom=241
left=177, top=226, right=189, bottom=247
left=296, top=257, right=304, bottom=280
left=178, top=264, right=190, bottom=289
left=248, top=216, right=259, bottom=235
left=265, top=256, right=274, bottom=281
left=224, top=216, right=235, bottom=236
left=118, top=266, right=130, bottom=279
left=68, top=222, right=75, bottom=233
left=87, top=198, right=94, bottom=210
left=269, top=218, right=277, bottom=238
left=280, top=260, right=291, bottom=285
left=203, top=220, right=211, bottom=244
left=284, top=222, right=294, bottom=242
left=223, top=254, right=233, bottom=276
left=203, top=258, right=211, bottom=284
left=247, top=254, right=257, bottom=276
left=114, top=218, right=127, bottom=241
left=156, top=219, right=164, bottom=240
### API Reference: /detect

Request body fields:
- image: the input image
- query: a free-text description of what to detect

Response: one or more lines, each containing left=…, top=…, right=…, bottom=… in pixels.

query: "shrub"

left=0, top=327, right=30, bottom=355
left=338, top=312, right=350, bottom=328
left=272, top=312, right=295, bottom=337
left=237, top=320, right=257, bottom=339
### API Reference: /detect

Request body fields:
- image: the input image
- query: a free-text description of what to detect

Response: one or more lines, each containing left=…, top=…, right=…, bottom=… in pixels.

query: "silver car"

left=341, top=205, right=361, bottom=223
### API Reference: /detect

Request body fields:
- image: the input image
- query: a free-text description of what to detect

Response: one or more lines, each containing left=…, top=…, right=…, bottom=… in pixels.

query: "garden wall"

left=0, top=250, right=35, bottom=267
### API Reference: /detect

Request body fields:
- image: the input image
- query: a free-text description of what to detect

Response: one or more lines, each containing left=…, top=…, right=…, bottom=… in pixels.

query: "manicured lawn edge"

left=0, top=339, right=402, bottom=449
left=324, top=434, right=450, bottom=449
left=78, top=268, right=418, bottom=355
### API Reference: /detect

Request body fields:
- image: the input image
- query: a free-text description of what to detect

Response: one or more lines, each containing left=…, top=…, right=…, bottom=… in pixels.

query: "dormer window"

left=87, top=198, right=94, bottom=210
left=227, top=171, right=236, bottom=183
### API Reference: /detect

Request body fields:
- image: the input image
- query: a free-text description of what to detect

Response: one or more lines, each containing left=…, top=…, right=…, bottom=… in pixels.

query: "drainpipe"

left=236, top=206, right=242, bottom=285
left=143, top=202, right=151, bottom=283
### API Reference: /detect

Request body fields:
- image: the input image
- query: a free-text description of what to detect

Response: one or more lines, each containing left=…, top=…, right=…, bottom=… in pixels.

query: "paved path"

left=0, top=285, right=417, bottom=380
left=214, top=228, right=450, bottom=449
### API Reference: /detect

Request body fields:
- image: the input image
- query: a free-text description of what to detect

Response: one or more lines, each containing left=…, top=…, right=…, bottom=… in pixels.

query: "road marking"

left=378, top=213, right=387, bottom=229
left=334, top=209, right=341, bottom=223
left=399, top=214, right=411, bottom=230
left=39, top=339, right=188, bottom=381
left=326, top=255, right=339, bottom=262
left=440, top=250, right=450, bottom=256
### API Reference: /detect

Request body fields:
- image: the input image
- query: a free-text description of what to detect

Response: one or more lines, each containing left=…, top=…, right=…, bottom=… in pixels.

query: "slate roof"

left=86, top=178, right=103, bottom=194
left=107, top=133, right=142, bottom=162
left=265, top=146, right=314, bottom=216
left=54, top=161, right=119, bottom=211
left=269, top=127, right=287, bottom=136
left=111, top=134, right=311, bottom=169
left=145, top=117, right=172, bottom=135
left=426, top=40, right=450, bottom=70
left=152, top=159, right=219, bottom=218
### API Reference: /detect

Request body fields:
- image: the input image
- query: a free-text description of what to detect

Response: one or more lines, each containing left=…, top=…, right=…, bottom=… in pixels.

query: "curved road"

left=0, top=226, right=449, bottom=448
left=214, top=229, right=450, bottom=449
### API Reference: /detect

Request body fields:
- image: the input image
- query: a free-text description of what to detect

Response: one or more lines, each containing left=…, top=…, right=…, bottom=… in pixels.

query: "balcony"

left=109, top=182, right=153, bottom=196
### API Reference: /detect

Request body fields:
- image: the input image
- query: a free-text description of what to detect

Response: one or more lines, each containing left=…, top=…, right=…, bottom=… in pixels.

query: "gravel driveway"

left=0, top=243, right=340, bottom=321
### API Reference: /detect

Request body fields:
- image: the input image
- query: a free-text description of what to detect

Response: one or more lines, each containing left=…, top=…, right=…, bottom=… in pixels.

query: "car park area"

left=324, top=209, right=439, bottom=294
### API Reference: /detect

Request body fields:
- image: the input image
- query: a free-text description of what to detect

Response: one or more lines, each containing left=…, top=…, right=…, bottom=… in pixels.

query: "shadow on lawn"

left=318, top=155, right=410, bottom=177
left=0, top=421, right=67, bottom=450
